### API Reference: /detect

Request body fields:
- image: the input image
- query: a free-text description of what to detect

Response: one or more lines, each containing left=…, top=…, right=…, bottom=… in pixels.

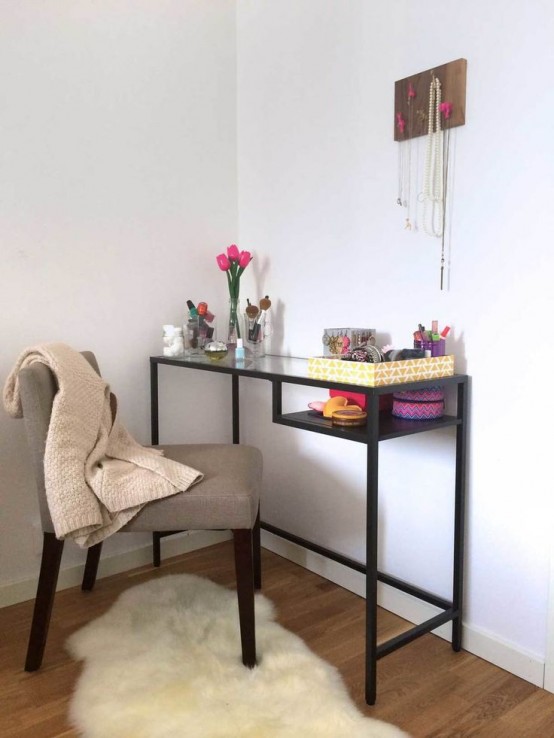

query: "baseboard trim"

left=0, top=531, right=231, bottom=609
left=261, top=530, right=546, bottom=688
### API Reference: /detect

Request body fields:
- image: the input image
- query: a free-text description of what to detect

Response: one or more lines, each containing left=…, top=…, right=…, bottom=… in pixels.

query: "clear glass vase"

left=227, top=296, right=241, bottom=346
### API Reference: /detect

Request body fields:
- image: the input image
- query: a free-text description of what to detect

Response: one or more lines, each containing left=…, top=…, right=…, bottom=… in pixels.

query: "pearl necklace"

left=422, top=76, right=444, bottom=237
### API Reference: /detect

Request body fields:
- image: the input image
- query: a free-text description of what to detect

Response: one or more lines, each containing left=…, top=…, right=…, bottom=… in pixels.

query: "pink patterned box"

left=392, top=387, right=445, bottom=420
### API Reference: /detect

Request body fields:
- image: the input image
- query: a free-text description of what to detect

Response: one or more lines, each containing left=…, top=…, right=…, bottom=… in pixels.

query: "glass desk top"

left=150, top=353, right=467, bottom=395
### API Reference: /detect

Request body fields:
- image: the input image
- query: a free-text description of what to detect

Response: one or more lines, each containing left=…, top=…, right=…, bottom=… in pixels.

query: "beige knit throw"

left=3, top=343, right=203, bottom=547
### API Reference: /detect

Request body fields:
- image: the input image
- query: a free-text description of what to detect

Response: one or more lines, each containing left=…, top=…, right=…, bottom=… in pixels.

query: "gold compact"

left=331, top=408, right=368, bottom=427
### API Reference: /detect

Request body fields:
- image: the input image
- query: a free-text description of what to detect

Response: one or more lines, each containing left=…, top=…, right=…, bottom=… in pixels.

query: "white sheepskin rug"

left=67, top=574, right=409, bottom=738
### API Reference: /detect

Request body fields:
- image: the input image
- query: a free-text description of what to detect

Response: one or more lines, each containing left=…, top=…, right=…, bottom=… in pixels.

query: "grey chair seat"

left=124, top=444, right=262, bottom=532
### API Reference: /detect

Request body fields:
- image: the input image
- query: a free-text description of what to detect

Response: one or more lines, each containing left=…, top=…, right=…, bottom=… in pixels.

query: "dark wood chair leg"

left=253, top=508, right=262, bottom=590
left=153, top=532, right=162, bottom=567
left=82, top=542, right=103, bottom=591
left=25, top=532, right=64, bottom=672
left=152, top=530, right=184, bottom=566
left=233, top=528, right=256, bottom=668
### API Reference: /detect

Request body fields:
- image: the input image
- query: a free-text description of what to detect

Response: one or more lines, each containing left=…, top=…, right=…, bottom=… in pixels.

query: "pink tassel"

left=396, top=112, right=406, bottom=133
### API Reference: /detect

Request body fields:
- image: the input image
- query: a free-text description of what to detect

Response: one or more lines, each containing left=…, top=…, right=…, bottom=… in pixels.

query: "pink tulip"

left=238, top=250, right=252, bottom=268
left=227, top=244, right=240, bottom=261
left=216, top=253, right=231, bottom=271
left=407, top=82, right=416, bottom=99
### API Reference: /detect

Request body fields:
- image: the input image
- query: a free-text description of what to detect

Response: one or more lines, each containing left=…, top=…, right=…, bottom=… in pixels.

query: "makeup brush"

left=257, top=296, right=271, bottom=325
left=253, top=296, right=271, bottom=340
left=246, top=299, right=259, bottom=319
left=246, top=299, right=260, bottom=340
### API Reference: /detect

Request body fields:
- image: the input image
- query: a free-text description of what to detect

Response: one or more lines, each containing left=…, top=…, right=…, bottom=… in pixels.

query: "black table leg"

left=365, top=393, right=380, bottom=705
left=452, top=378, right=468, bottom=651
left=232, top=374, right=240, bottom=444
left=150, top=360, right=159, bottom=445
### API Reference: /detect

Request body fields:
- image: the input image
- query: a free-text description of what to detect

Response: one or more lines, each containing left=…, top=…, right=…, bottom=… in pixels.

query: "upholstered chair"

left=16, top=351, right=262, bottom=671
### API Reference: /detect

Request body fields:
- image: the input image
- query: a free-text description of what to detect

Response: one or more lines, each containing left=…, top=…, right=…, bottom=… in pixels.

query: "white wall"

left=0, top=1, right=237, bottom=589
left=237, top=0, right=554, bottom=667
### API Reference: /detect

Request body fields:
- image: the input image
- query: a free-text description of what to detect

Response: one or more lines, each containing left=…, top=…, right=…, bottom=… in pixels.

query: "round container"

left=392, top=387, right=445, bottom=420
left=331, top=409, right=368, bottom=427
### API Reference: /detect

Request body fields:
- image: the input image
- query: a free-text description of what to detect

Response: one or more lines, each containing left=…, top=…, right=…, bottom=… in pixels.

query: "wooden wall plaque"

left=394, top=58, right=467, bottom=141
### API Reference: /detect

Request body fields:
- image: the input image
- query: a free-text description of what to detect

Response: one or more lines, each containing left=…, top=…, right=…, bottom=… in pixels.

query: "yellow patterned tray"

left=307, top=355, right=455, bottom=387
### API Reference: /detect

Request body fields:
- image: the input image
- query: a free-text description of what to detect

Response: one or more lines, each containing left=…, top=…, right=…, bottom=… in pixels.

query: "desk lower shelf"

left=273, top=410, right=461, bottom=443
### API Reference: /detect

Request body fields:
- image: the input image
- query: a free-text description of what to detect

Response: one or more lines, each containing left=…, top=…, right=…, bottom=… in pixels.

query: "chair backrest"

left=18, top=351, right=100, bottom=533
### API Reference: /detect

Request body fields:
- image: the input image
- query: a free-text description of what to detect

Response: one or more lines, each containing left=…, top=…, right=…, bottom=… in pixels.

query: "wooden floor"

left=1, top=542, right=554, bottom=737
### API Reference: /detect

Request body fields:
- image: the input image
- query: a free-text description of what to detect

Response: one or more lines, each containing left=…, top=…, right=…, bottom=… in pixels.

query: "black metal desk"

left=150, top=354, right=469, bottom=705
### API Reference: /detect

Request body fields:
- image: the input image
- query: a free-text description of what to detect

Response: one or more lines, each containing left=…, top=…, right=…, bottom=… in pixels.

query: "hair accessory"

left=343, top=344, right=383, bottom=363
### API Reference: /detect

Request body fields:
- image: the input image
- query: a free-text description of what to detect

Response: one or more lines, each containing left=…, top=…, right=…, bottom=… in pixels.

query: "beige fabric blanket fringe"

left=3, top=343, right=203, bottom=547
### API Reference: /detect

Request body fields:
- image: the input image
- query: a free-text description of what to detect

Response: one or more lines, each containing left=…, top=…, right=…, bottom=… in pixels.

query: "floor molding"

left=261, top=530, right=546, bottom=688
left=0, top=531, right=231, bottom=609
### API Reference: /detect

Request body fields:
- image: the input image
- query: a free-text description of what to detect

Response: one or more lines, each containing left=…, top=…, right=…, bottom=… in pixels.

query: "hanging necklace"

left=404, top=83, right=416, bottom=230
left=421, top=76, right=444, bottom=237
left=404, top=136, right=412, bottom=231
left=397, top=138, right=413, bottom=230
left=396, top=82, right=416, bottom=231
left=396, top=112, right=407, bottom=210
left=397, top=127, right=405, bottom=207
left=440, top=134, right=449, bottom=288
left=439, top=101, right=453, bottom=289
left=412, top=132, right=421, bottom=232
